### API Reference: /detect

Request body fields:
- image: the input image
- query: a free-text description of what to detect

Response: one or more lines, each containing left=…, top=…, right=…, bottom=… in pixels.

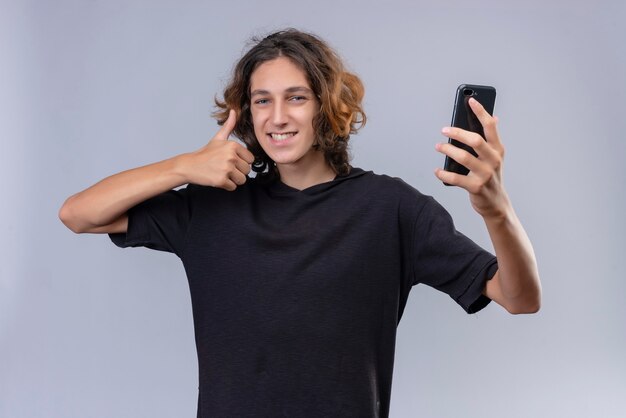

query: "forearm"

left=483, top=200, right=541, bottom=313
left=59, top=154, right=188, bottom=233
left=60, top=111, right=254, bottom=234
left=435, top=98, right=541, bottom=313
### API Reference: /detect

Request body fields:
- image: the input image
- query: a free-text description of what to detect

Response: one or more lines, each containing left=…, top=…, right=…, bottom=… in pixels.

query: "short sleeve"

left=108, top=186, right=193, bottom=257
left=411, top=197, right=498, bottom=314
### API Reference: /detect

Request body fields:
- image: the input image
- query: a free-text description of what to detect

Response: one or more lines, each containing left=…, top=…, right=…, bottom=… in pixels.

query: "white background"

left=1, top=0, right=625, bottom=416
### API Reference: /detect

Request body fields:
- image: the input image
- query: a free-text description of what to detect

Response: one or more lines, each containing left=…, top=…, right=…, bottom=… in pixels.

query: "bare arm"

left=59, top=110, right=254, bottom=234
left=59, top=157, right=188, bottom=234
left=435, top=98, right=541, bottom=314
left=481, top=206, right=540, bottom=314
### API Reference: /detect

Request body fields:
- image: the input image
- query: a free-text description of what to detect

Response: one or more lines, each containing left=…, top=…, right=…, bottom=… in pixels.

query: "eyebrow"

left=250, top=86, right=314, bottom=97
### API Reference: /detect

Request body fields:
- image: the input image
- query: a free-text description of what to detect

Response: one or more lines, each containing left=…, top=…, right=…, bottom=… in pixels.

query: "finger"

left=235, top=144, right=255, bottom=165
left=442, top=126, right=483, bottom=149
left=434, top=168, right=474, bottom=190
left=435, top=142, right=489, bottom=175
left=435, top=167, right=487, bottom=195
left=441, top=127, right=501, bottom=167
left=468, top=97, right=501, bottom=147
left=222, top=179, right=238, bottom=192
left=234, top=156, right=251, bottom=176
left=229, top=168, right=247, bottom=186
left=214, top=109, right=237, bottom=141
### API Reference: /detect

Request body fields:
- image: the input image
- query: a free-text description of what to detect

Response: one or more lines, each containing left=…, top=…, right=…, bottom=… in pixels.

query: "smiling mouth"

left=268, top=132, right=297, bottom=141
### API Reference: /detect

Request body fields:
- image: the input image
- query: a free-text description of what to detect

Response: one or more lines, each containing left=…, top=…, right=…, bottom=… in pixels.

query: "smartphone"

left=443, top=84, right=496, bottom=184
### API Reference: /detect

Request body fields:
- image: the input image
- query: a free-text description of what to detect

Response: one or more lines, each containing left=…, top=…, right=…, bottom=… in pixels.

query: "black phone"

left=443, top=84, right=496, bottom=184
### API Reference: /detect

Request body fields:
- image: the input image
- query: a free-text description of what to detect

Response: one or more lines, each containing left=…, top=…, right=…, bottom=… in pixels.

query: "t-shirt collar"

left=267, top=167, right=369, bottom=196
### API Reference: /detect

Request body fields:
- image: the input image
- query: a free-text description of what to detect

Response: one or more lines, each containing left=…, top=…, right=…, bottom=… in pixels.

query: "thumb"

left=214, top=109, right=237, bottom=141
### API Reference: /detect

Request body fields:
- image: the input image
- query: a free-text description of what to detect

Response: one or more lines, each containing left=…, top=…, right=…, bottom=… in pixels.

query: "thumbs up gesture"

left=179, top=110, right=256, bottom=191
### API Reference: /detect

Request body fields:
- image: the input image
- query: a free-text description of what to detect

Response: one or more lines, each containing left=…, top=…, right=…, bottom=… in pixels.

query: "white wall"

left=1, top=0, right=625, bottom=416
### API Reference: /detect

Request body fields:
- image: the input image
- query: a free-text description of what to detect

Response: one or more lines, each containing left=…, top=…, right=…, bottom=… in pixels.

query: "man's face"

left=249, top=57, right=320, bottom=170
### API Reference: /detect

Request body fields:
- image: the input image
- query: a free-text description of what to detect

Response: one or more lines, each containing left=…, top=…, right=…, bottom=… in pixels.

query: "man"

left=59, top=29, right=541, bottom=417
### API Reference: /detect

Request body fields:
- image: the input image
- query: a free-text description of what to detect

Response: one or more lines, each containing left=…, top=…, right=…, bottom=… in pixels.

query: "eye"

left=253, top=98, right=270, bottom=105
left=288, top=95, right=308, bottom=103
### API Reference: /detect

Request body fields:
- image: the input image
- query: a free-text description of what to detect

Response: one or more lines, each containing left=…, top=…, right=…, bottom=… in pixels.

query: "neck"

left=277, top=152, right=336, bottom=190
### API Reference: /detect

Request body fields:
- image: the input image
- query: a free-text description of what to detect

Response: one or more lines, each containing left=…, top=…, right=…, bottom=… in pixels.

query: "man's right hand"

left=59, top=109, right=257, bottom=234
left=179, top=109, right=255, bottom=191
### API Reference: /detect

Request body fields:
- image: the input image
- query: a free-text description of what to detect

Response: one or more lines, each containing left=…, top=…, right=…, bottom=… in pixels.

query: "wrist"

left=169, top=153, right=192, bottom=185
left=480, top=196, right=516, bottom=226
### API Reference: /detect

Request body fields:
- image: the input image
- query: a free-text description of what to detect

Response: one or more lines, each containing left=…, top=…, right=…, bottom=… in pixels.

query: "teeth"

left=270, top=132, right=296, bottom=141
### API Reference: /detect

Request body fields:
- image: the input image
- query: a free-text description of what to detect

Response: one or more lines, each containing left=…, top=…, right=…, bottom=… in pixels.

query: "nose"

left=271, top=101, right=288, bottom=126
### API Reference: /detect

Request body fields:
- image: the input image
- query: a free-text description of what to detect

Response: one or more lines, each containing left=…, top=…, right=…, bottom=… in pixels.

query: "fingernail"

left=441, top=127, right=451, bottom=134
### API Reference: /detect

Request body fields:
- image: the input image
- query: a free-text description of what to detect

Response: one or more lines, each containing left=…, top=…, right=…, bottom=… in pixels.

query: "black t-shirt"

left=109, top=167, right=497, bottom=418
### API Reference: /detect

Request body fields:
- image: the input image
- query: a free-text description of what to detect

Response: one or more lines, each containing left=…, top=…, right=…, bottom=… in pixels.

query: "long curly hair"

left=213, top=28, right=366, bottom=178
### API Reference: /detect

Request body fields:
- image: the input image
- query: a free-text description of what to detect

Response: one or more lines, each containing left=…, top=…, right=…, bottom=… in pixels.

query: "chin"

left=264, top=149, right=310, bottom=166
left=270, top=156, right=302, bottom=165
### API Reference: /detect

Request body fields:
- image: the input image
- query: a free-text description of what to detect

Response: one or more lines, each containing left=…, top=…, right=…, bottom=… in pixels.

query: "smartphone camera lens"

left=463, top=88, right=474, bottom=97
